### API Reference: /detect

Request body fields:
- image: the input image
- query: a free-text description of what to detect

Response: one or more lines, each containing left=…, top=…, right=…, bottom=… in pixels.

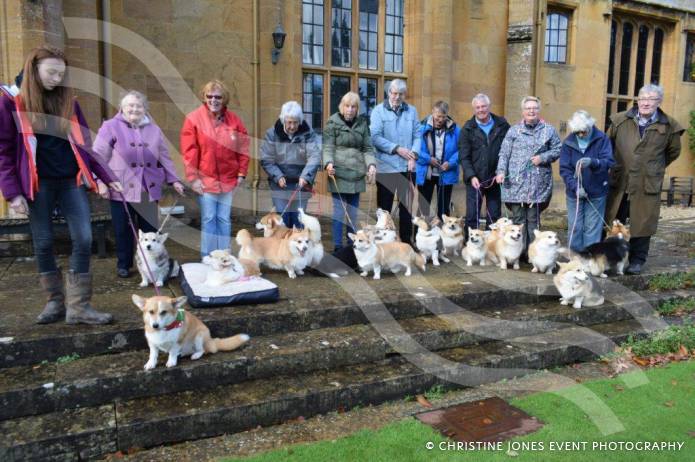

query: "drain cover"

left=416, top=397, right=543, bottom=442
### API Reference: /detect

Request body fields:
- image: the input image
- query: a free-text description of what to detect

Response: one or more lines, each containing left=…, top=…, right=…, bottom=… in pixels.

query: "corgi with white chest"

left=374, top=208, right=399, bottom=243
left=553, top=260, right=604, bottom=309
left=135, top=231, right=179, bottom=288
left=255, top=208, right=292, bottom=239
left=528, top=230, right=563, bottom=274
left=133, top=294, right=249, bottom=370
left=350, top=230, right=425, bottom=279
left=202, top=249, right=261, bottom=286
left=462, top=228, right=487, bottom=266
left=236, top=227, right=313, bottom=278
left=298, top=208, right=325, bottom=266
left=486, top=223, right=524, bottom=270
left=413, top=216, right=445, bottom=265
left=440, top=214, right=464, bottom=259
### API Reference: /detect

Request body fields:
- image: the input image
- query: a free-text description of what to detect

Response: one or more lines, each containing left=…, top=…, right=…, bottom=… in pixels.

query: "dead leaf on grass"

left=416, top=395, right=433, bottom=408
left=664, top=401, right=675, bottom=408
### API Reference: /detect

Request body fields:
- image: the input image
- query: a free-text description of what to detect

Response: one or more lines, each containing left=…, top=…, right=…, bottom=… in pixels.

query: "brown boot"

left=65, top=271, right=114, bottom=325
left=37, top=269, right=66, bottom=324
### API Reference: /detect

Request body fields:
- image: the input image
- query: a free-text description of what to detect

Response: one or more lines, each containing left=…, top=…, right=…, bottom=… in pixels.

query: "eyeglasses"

left=206, top=94, right=223, bottom=100
left=637, top=97, right=659, bottom=102
left=523, top=107, right=539, bottom=112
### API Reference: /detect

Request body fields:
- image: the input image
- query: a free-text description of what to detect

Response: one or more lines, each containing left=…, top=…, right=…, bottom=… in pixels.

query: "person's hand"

left=471, top=177, right=480, bottom=189
left=440, top=161, right=450, bottom=172
left=577, top=187, right=588, bottom=199
left=191, top=179, right=204, bottom=195
left=407, top=158, right=416, bottom=172
left=495, top=173, right=505, bottom=184
left=530, top=155, right=542, bottom=166
left=298, top=177, right=308, bottom=189
left=9, top=195, right=28, bottom=215
left=108, top=181, right=124, bottom=193
left=278, top=177, right=287, bottom=189
left=367, top=165, right=376, bottom=184
left=578, top=157, right=592, bottom=168
left=397, top=147, right=417, bottom=161
left=429, top=157, right=440, bottom=167
left=326, top=163, right=335, bottom=177
left=172, top=181, right=185, bottom=196
left=97, top=181, right=110, bottom=199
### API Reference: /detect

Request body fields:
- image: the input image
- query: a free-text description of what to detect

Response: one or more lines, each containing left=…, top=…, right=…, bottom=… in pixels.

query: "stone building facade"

left=1, top=0, right=693, bottom=215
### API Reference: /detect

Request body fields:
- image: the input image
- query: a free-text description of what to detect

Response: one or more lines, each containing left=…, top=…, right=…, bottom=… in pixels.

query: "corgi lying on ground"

left=255, top=208, right=292, bottom=239
left=486, top=223, right=524, bottom=270
left=350, top=230, right=425, bottom=279
left=553, top=260, right=604, bottom=309
left=462, top=228, right=487, bottom=266
left=528, top=230, right=563, bottom=274
left=236, top=227, right=313, bottom=279
left=202, top=249, right=261, bottom=286
left=413, top=216, right=445, bottom=265
left=135, top=231, right=180, bottom=288
left=133, top=294, right=249, bottom=370
left=440, top=214, right=464, bottom=259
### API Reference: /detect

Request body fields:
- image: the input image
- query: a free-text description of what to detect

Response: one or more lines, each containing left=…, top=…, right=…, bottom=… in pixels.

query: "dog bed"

left=178, top=263, right=279, bottom=308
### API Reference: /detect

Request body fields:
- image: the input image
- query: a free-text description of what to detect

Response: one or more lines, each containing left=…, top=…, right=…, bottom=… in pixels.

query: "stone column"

left=504, top=0, right=539, bottom=118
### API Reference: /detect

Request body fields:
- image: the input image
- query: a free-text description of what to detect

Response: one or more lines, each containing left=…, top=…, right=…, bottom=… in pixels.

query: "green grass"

left=648, top=271, right=695, bottom=291
left=223, top=361, right=695, bottom=462
left=657, top=298, right=695, bottom=316
left=623, top=324, right=695, bottom=357
left=55, top=353, right=80, bottom=364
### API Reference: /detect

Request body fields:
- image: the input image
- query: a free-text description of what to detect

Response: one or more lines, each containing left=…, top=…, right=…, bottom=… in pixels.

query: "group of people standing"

left=0, top=46, right=685, bottom=326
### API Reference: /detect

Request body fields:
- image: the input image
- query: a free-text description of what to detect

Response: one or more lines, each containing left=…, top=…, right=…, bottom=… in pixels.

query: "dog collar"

left=164, top=309, right=185, bottom=331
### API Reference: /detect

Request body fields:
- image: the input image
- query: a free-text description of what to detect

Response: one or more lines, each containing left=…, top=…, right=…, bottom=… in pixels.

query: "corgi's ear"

left=173, top=296, right=187, bottom=309
left=348, top=232, right=357, bottom=241
left=359, top=221, right=369, bottom=229
left=159, top=232, right=169, bottom=243
left=519, top=223, right=525, bottom=230
left=533, top=229, right=540, bottom=237
left=442, top=214, right=449, bottom=220
left=138, top=229, right=144, bottom=240
left=132, top=294, right=146, bottom=310
left=270, top=206, right=277, bottom=213
left=468, top=226, right=474, bottom=233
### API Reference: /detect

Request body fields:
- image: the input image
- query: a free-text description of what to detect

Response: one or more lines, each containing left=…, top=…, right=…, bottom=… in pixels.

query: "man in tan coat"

left=606, top=84, right=684, bottom=274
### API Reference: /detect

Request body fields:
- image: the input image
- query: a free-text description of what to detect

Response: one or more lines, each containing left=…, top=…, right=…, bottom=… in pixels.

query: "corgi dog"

left=255, top=208, right=292, bottom=239
left=577, top=236, right=630, bottom=278
left=462, top=228, right=487, bottom=266
left=486, top=217, right=514, bottom=237
left=528, top=230, right=562, bottom=274
left=375, top=208, right=399, bottom=243
left=133, top=294, right=250, bottom=370
left=553, top=260, right=605, bottom=309
left=440, top=214, right=464, bottom=259
left=350, top=230, right=425, bottom=279
left=236, top=227, right=313, bottom=279
left=413, top=216, right=445, bottom=265
left=297, top=208, right=325, bottom=266
left=202, top=249, right=261, bottom=286
left=135, top=231, right=180, bottom=288
left=486, top=223, right=524, bottom=270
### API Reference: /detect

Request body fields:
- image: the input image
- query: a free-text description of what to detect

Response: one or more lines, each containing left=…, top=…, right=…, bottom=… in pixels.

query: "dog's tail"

left=413, top=252, right=426, bottom=272
left=206, top=333, right=250, bottom=353
left=236, top=229, right=253, bottom=247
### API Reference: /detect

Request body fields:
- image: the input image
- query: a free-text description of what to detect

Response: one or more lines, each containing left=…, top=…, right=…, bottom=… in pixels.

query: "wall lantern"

left=271, top=24, right=287, bottom=65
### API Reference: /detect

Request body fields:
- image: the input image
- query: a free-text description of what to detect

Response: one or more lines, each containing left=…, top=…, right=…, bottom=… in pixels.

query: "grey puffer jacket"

left=495, top=120, right=561, bottom=204
left=260, top=119, right=321, bottom=190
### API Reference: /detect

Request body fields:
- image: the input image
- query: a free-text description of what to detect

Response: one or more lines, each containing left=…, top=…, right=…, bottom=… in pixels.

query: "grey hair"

left=520, top=95, right=541, bottom=110
left=432, top=100, right=449, bottom=114
left=388, top=78, right=407, bottom=94
left=471, top=93, right=491, bottom=106
left=567, top=110, right=596, bottom=134
left=119, top=90, right=149, bottom=111
left=638, top=83, right=664, bottom=101
left=279, top=101, right=304, bottom=124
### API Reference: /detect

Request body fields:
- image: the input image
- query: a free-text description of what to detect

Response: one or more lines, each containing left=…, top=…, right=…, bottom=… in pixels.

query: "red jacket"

left=180, top=105, right=250, bottom=193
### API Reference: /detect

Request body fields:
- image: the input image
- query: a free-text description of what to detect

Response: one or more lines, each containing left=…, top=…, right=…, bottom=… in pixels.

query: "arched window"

left=544, top=11, right=569, bottom=64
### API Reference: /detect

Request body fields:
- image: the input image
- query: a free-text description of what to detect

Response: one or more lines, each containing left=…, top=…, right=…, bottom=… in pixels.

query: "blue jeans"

left=270, top=182, right=312, bottom=229
left=332, top=192, right=360, bottom=250
left=199, top=191, right=233, bottom=257
left=28, top=178, right=92, bottom=273
left=567, top=194, right=607, bottom=252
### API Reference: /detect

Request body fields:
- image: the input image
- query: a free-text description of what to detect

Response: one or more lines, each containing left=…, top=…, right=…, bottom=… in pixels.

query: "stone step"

left=0, top=318, right=648, bottom=462
left=0, top=288, right=677, bottom=422
left=0, top=266, right=667, bottom=368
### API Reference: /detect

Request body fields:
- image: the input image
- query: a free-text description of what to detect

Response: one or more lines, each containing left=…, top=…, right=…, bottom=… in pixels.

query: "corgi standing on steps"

left=133, top=294, right=249, bottom=370
left=350, top=230, right=425, bottom=279
left=135, top=231, right=180, bottom=287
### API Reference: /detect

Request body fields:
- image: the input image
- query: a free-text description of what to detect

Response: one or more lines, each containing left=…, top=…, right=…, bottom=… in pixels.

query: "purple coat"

left=0, top=91, right=115, bottom=201
left=93, top=113, right=180, bottom=202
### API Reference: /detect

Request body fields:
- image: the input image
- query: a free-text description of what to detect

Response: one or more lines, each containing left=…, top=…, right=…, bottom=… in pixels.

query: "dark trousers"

left=377, top=172, right=416, bottom=243
left=417, top=177, right=453, bottom=219
left=465, top=182, right=502, bottom=233
left=505, top=201, right=549, bottom=252
left=615, top=193, right=651, bottom=265
left=110, top=200, right=158, bottom=270
left=270, top=182, right=312, bottom=229
left=28, top=178, right=92, bottom=273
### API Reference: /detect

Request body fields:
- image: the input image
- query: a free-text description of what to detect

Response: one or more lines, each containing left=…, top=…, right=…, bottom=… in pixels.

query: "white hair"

left=279, top=101, right=304, bottom=124
left=388, top=79, right=407, bottom=94
left=119, top=90, right=149, bottom=111
left=471, top=93, right=490, bottom=106
left=520, top=95, right=541, bottom=110
left=638, top=83, right=664, bottom=101
left=567, top=110, right=596, bottom=134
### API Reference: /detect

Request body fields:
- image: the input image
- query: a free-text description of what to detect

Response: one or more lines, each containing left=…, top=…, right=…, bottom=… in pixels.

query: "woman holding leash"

left=0, top=46, right=122, bottom=325
left=93, top=90, right=185, bottom=278
left=181, top=79, right=249, bottom=258
left=323, top=92, right=376, bottom=251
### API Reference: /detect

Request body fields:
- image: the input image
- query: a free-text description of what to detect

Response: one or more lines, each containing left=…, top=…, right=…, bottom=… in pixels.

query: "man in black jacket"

left=459, top=93, right=510, bottom=237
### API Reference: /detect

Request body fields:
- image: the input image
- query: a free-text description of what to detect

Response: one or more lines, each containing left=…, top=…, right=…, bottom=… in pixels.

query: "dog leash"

left=278, top=185, right=301, bottom=220
left=329, top=175, right=357, bottom=231
left=568, top=161, right=611, bottom=250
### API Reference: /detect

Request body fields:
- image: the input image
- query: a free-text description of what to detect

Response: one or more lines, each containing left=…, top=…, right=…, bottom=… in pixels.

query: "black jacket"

left=459, top=114, right=510, bottom=183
